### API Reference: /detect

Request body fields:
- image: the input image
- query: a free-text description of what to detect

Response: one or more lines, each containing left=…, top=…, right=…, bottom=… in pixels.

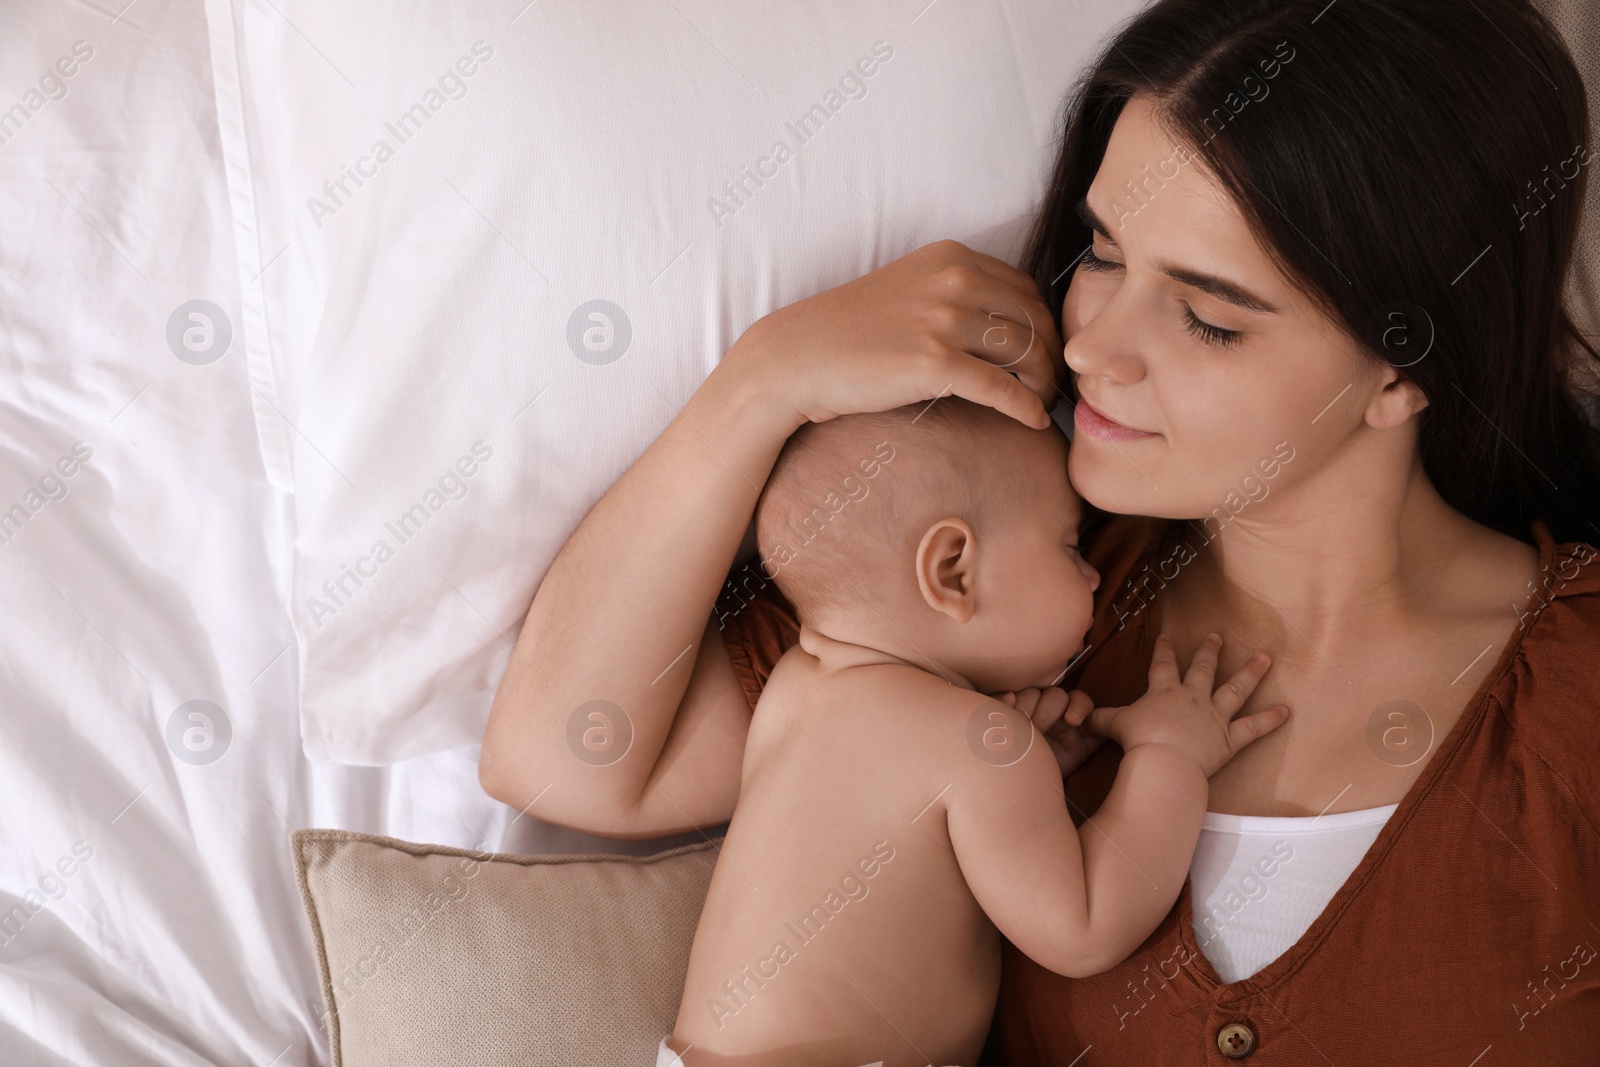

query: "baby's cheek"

left=1063, top=574, right=1097, bottom=634
left=1040, top=569, right=1085, bottom=633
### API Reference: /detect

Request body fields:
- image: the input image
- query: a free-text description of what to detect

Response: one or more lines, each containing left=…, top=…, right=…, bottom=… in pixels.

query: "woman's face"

left=1061, top=94, right=1417, bottom=521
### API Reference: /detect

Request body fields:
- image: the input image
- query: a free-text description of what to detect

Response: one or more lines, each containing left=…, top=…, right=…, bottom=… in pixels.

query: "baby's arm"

left=945, top=634, right=1286, bottom=978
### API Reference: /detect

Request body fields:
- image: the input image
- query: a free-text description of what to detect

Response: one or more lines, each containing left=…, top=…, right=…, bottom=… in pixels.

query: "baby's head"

left=753, top=397, right=1101, bottom=693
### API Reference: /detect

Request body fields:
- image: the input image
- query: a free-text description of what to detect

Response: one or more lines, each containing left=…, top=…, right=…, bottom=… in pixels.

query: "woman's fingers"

left=909, top=243, right=1065, bottom=414
left=966, top=296, right=1064, bottom=398
left=952, top=248, right=1064, bottom=337
left=934, top=348, right=1053, bottom=429
left=924, top=240, right=1060, bottom=326
left=942, top=240, right=1049, bottom=296
left=733, top=238, right=1065, bottom=431
left=958, top=293, right=1064, bottom=406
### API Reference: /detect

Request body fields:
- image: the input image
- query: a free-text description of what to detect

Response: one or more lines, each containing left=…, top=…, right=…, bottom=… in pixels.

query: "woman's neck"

left=1170, top=459, right=1480, bottom=649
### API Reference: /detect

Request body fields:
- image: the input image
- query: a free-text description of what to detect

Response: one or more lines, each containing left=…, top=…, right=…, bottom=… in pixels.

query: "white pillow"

left=214, top=0, right=1145, bottom=764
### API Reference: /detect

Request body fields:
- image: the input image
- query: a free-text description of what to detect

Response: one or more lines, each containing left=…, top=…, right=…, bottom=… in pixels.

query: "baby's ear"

left=913, top=517, right=979, bottom=623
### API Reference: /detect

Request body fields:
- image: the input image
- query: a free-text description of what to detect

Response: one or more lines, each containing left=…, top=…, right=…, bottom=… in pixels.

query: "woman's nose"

left=1065, top=333, right=1146, bottom=387
left=1063, top=287, right=1148, bottom=386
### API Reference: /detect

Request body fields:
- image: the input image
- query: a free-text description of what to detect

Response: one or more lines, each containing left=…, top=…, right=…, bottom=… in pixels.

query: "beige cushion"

left=291, top=829, right=719, bottom=1067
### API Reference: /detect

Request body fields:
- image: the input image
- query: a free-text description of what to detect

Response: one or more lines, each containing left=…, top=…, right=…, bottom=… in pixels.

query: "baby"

left=659, top=397, right=1287, bottom=1067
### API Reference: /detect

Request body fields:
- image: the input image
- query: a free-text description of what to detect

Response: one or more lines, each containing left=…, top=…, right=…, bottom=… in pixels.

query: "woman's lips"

left=1073, top=398, right=1158, bottom=442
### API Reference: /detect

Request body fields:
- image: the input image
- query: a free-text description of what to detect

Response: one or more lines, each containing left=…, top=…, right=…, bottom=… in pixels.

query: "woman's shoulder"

left=1507, top=521, right=1600, bottom=690
left=1497, top=520, right=1600, bottom=824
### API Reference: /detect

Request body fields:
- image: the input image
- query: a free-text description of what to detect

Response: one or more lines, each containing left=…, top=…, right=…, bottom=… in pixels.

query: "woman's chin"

left=1067, top=443, right=1145, bottom=514
left=1068, top=444, right=1201, bottom=520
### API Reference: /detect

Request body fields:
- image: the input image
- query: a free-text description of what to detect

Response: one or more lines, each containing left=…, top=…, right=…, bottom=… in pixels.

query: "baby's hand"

left=1070, top=633, right=1288, bottom=777
left=997, top=686, right=1105, bottom=777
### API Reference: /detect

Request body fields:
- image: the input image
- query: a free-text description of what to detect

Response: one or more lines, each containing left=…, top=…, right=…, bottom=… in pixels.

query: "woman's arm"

left=480, top=362, right=786, bottom=838
left=479, top=241, right=1066, bottom=838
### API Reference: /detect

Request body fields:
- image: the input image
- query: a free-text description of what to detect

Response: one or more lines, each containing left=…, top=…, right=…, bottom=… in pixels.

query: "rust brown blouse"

left=717, top=511, right=1600, bottom=1064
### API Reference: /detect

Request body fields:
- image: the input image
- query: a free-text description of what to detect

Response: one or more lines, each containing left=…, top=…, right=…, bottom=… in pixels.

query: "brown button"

left=1217, top=1021, right=1256, bottom=1058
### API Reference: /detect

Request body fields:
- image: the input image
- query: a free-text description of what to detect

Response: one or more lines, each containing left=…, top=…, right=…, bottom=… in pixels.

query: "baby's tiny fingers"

left=1046, top=728, right=1107, bottom=778
left=1028, top=687, right=1071, bottom=731
left=1148, top=633, right=1181, bottom=687
left=1064, top=689, right=1095, bottom=727
left=1074, top=699, right=1123, bottom=741
left=1226, top=704, right=1290, bottom=755
left=1183, top=633, right=1223, bottom=689
left=1213, top=650, right=1272, bottom=716
left=1007, top=687, right=1042, bottom=716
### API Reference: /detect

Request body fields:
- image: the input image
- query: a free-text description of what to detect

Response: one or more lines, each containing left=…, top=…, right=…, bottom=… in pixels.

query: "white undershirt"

left=1188, top=803, right=1398, bottom=983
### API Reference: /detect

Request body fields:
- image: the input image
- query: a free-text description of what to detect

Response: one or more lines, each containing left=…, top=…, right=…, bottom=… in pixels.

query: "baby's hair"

left=753, top=396, right=1062, bottom=624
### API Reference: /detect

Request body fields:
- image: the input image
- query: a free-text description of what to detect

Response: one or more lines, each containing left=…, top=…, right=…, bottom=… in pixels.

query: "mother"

left=482, top=0, right=1600, bottom=1061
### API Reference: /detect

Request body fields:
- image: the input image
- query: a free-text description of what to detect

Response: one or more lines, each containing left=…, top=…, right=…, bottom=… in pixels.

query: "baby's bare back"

left=671, top=648, right=1005, bottom=1066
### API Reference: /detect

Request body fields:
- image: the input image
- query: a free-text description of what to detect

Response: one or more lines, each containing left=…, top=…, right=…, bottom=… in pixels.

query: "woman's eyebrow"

left=1075, top=195, right=1281, bottom=315
left=1157, top=263, right=1280, bottom=314
left=1075, top=196, right=1112, bottom=239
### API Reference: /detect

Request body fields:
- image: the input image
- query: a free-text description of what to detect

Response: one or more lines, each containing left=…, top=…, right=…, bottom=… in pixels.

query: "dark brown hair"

left=1023, top=0, right=1600, bottom=545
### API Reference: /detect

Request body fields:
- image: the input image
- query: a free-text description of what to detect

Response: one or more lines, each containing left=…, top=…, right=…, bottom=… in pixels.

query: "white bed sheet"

left=0, top=2, right=684, bottom=1063
left=0, top=0, right=1165, bottom=1059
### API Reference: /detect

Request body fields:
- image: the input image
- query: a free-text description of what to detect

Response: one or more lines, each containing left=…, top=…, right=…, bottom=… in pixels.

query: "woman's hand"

left=724, top=240, right=1066, bottom=432
left=998, top=686, right=1105, bottom=777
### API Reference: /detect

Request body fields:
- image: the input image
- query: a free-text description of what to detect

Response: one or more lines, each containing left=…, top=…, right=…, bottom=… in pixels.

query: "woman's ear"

left=1365, top=368, right=1430, bottom=430
left=914, top=517, right=978, bottom=623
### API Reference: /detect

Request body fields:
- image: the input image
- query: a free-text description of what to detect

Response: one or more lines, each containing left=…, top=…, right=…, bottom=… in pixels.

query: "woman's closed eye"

left=1078, top=248, right=1244, bottom=349
left=1181, top=305, right=1243, bottom=349
left=1078, top=247, right=1118, bottom=274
